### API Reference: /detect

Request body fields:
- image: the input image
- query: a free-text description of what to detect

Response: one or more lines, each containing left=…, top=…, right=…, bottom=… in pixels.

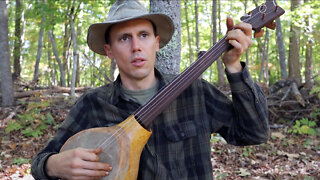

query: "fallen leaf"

left=238, top=168, right=251, bottom=177
left=255, top=153, right=268, bottom=160
left=8, top=143, right=17, bottom=150
left=286, top=153, right=299, bottom=160
left=271, top=132, right=285, bottom=139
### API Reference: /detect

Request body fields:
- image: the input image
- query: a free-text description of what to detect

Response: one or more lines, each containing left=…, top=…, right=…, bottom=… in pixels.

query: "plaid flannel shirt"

left=31, top=62, right=269, bottom=180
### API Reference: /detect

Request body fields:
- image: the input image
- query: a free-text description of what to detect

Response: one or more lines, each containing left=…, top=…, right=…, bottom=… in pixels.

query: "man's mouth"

left=131, top=58, right=146, bottom=67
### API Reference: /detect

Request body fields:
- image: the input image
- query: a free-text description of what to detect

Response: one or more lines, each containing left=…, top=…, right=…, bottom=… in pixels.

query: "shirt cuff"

left=32, top=152, right=59, bottom=180
left=226, top=62, right=255, bottom=92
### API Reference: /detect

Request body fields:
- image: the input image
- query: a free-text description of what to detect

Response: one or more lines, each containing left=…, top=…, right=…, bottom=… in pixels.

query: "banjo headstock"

left=240, top=1, right=285, bottom=32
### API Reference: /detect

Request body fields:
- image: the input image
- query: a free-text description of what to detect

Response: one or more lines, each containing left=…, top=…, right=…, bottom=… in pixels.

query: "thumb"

left=87, top=147, right=103, bottom=154
left=94, top=147, right=103, bottom=154
left=226, top=17, right=234, bottom=32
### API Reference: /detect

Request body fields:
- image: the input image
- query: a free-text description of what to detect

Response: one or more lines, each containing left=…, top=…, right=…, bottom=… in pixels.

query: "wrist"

left=45, top=154, right=58, bottom=178
left=225, top=61, right=242, bottom=73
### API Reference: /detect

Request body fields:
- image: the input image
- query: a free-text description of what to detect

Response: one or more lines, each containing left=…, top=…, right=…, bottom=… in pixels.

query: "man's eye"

left=120, top=36, right=129, bottom=41
left=141, top=33, right=148, bottom=38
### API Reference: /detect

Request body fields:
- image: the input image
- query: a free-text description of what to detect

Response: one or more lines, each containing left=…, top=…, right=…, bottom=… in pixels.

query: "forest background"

left=0, top=0, right=320, bottom=179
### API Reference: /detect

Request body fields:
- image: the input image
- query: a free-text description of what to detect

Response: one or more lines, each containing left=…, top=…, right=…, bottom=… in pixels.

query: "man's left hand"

left=222, top=17, right=263, bottom=73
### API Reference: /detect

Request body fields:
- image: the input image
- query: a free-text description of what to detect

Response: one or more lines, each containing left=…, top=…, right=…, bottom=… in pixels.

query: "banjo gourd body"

left=61, top=115, right=151, bottom=180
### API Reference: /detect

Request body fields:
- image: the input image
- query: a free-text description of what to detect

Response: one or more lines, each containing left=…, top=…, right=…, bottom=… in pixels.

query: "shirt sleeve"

left=206, top=62, right=269, bottom=146
left=31, top=94, right=90, bottom=180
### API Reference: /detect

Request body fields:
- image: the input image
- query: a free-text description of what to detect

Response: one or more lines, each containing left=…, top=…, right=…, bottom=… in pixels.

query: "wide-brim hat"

left=87, top=0, right=175, bottom=56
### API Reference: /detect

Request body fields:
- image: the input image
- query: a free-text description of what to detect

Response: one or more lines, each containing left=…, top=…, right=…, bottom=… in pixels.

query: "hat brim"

left=87, top=13, right=174, bottom=56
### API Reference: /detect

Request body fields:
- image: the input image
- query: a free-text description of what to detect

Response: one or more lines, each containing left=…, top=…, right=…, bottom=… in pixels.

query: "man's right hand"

left=46, top=147, right=112, bottom=180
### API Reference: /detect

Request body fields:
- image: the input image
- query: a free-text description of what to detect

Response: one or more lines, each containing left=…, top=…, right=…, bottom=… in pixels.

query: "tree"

left=150, top=0, right=181, bottom=75
left=259, top=29, right=269, bottom=84
left=70, top=1, right=79, bottom=96
left=195, top=0, right=200, bottom=55
left=288, top=0, right=302, bottom=84
left=33, top=1, right=46, bottom=83
left=49, top=30, right=67, bottom=87
left=304, top=0, right=312, bottom=88
left=13, top=0, right=23, bottom=80
left=212, top=0, right=225, bottom=85
left=0, top=0, right=14, bottom=106
left=63, top=2, right=72, bottom=85
left=275, top=17, right=287, bottom=79
left=183, top=0, right=194, bottom=65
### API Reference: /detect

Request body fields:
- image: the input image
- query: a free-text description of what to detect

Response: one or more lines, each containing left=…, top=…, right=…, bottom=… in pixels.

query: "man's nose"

left=132, top=36, right=141, bottom=52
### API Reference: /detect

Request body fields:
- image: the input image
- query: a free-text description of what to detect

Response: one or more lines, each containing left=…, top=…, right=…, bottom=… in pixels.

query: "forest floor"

left=0, top=91, right=320, bottom=180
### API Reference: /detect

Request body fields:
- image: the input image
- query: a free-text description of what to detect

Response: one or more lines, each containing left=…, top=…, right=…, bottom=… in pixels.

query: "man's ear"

left=155, top=35, right=160, bottom=52
left=104, top=44, right=114, bottom=59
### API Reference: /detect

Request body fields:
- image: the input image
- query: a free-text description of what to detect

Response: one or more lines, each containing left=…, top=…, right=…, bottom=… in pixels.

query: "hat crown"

left=107, top=0, right=148, bottom=22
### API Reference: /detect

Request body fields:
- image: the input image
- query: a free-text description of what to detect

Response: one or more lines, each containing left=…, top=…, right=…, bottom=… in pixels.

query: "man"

left=31, top=0, right=268, bottom=179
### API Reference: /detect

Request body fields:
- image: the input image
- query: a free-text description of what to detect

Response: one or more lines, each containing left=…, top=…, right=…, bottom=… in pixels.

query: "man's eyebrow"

left=116, top=32, right=131, bottom=38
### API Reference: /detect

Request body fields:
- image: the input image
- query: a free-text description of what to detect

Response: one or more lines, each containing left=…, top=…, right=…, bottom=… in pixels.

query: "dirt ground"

left=0, top=96, right=319, bottom=180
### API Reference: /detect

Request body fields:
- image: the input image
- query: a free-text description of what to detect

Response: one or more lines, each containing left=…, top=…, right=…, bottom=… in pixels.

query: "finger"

left=80, top=148, right=102, bottom=162
left=234, top=22, right=252, bottom=37
left=81, top=161, right=112, bottom=171
left=86, top=147, right=103, bottom=155
left=70, top=175, right=104, bottom=180
left=72, top=168, right=110, bottom=178
left=227, top=29, right=252, bottom=48
left=228, top=40, right=243, bottom=54
left=226, top=17, right=234, bottom=32
left=254, top=29, right=264, bottom=38
left=70, top=175, right=102, bottom=180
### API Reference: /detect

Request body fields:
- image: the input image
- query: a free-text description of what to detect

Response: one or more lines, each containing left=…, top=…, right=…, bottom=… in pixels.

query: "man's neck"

left=120, top=73, right=157, bottom=91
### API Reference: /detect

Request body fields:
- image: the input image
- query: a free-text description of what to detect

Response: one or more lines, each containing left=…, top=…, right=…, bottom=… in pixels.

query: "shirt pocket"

left=163, top=121, right=197, bottom=142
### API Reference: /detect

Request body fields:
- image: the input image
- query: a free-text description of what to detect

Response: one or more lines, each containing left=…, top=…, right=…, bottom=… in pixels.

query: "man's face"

left=104, top=19, right=160, bottom=84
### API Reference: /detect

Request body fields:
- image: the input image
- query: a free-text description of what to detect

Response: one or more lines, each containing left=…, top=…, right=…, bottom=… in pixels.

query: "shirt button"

left=180, top=132, right=185, bottom=137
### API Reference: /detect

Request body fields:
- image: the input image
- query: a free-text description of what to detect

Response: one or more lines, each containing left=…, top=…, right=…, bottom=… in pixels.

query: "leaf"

left=45, top=113, right=55, bottom=125
left=8, top=143, right=17, bottom=150
left=5, top=121, right=23, bottom=134
left=238, top=168, right=251, bottom=177
left=300, top=125, right=310, bottom=134
left=271, top=132, right=285, bottom=139
left=13, top=157, right=30, bottom=165
left=286, top=153, right=299, bottom=160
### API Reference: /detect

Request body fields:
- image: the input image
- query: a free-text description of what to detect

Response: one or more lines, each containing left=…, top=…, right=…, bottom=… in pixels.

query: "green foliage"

left=13, top=157, right=30, bottom=165
left=5, top=101, right=56, bottom=138
left=215, top=170, right=227, bottom=180
left=310, top=75, right=320, bottom=100
left=303, top=176, right=315, bottom=180
left=242, top=147, right=254, bottom=157
left=288, top=118, right=317, bottom=136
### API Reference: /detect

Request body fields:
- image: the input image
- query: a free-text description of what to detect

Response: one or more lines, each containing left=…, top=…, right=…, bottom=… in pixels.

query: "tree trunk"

left=254, top=0, right=264, bottom=82
left=33, top=5, right=45, bottom=83
left=184, top=0, right=193, bottom=65
left=303, top=0, right=312, bottom=88
left=91, top=53, right=96, bottom=86
left=0, top=0, right=14, bottom=106
left=13, top=0, right=23, bottom=80
left=63, top=3, right=71, bottom=86
left=265, top=29, right=270, bottom=86
left=70, top=11, right=78, bottom=96
left=195, top=0, right=200, bottom=55
left=259, top=29, right=269, bottom=83
left=76, top=9, right=82, bottom=87
left=49, top=30, right=67, bottom=87
left=110, top=59, right=117, bottom=81
left=288, top=0, right=302, bottom=84
left=244, top=0, right=249, bottom=65
left=276, top=17, right=287, bottom=79
left=47, top=37, right=55, bottom=86
left=150, top=0, right=181, bottom=75
left=212, top=0, right=225, bottom=85
left=305, top=41, right=312, bottom=88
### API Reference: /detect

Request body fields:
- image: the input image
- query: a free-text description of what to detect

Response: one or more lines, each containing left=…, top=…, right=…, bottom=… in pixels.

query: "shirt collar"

left=108, top=68, right=169, bottom=105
